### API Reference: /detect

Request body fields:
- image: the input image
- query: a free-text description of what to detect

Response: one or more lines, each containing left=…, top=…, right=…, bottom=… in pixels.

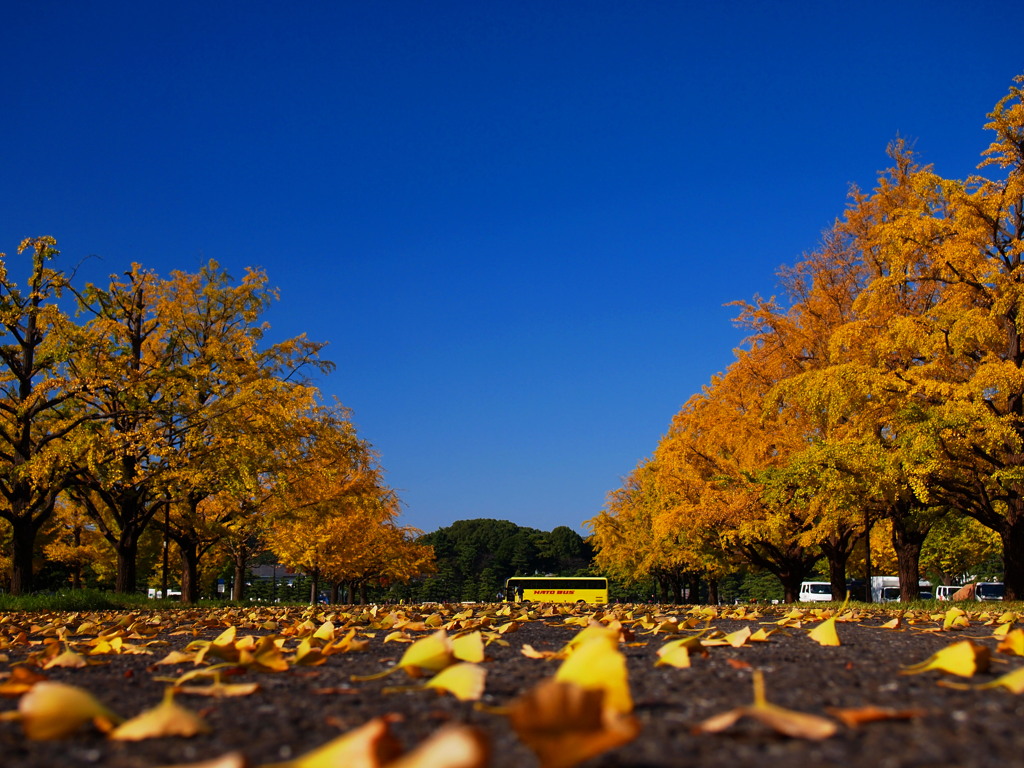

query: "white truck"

left=870, top=576, right=931, bottom=602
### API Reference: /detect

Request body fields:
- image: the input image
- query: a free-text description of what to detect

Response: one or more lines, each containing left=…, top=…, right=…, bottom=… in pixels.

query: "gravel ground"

left=2, top=603, right=1022, bottom=768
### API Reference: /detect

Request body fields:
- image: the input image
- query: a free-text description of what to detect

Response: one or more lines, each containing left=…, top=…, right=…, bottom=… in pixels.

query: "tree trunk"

left=1000, top=511, right=1024, bottom=601
left=687, top=573, right=700, bottom=604
left=707, top=578, right=719, bottom=605
left=178, top=540, right=201, bottom=604
left=863, top=521, right=874, bottom=603
left=826, top=552, right=848, bottom=601
left=308, top=567, right=320, bottom=605
left=891, top=515, right=930, bottom=602
left=8, top=515, right=42, bottom=596
left=115, top=532, right=141, bottom=594
left=820, top=529, right=856, bottom=601
left=330, top=582, right=340, bottom=604
left=233, top=551, right=247, bottom=601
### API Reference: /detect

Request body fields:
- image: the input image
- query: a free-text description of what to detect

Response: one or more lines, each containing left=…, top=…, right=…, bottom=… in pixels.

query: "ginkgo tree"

left=0, top=238, right=96, bottom=595
left=266, top=407, right=433, bottom=604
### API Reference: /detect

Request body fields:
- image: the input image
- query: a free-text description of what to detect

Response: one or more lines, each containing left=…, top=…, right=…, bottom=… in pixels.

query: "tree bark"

left=232, top=550, right=247, bottom=601
left=1000, top=509, right=1024, bottom=601
left=178, top=540, right=200, bottom=604
left=891, top=513, right=930, bottom=602
left=8, top=514, right=45, bottom=595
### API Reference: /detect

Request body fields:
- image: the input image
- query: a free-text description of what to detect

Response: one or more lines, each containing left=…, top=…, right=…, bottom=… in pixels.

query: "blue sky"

left=3, top=2, right=1021, bottom=536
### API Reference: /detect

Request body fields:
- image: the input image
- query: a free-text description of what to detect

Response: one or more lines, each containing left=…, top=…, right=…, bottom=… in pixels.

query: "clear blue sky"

left=3, top=2, right=1021, bottom=536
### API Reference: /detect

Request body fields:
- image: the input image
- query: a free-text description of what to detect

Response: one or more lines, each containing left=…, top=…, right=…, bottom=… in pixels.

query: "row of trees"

left=0, top=240, right=432, bottom=599
left=411, top=519, right=593, bottom=603
left=589, top=76, right=1024, bottom=603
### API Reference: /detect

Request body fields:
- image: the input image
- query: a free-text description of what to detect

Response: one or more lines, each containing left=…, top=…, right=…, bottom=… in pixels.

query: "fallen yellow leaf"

left=807, top=616, right=841, bottom=647
left=555, top=634, right=632, bottom=714
left=507, top=679, right=640, bottom=768
left=387, top=725, right=489, bottom=768
left=110, top=688, right=210, bottom=741
left=901, top=640, right=991, bottom=677
left=997, top=628, right=1024, bottom=657
left=693, top=670, right=836, bottom=740
left=825, top=705, right=927, bottom=727
left=18, top=681, right=121, bottom=739
left=262, top=716, right=403, bottom=768
left=424, top=663, right=487, bottom=701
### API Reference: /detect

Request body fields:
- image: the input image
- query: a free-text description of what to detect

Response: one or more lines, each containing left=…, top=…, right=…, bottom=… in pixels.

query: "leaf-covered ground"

left=3, top=602, right=1024, bottom=767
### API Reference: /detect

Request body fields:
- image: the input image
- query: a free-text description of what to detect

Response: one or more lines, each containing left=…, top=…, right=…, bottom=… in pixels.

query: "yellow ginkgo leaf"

left=110, top=688, right=210, bottom=741
left=997, top=628, right=1024, bottom=656
left=158, top=752, right=249, bottom=768
left=43, top=646, right=90, bottom=669
left=452, top=631, right=485, bottom=663
left=0, top=666, right=47, bottom=697
left=386, top=724, right=489, bottom=768
left=521, top=644, right=559, bottom=660
left=18, top=681, right=122, bottom=739
left=693, top=670, right=836, bottom=740
left=701, top=626, right=752, bottom=648
left=397, top=629, right=455, bottom=678
left=262, top=716, right=403, bottom=768
left=562, top=623, right=619, bottom=654
left=312, top=621, right=335, bottom=644
left=901, top=640, right=991, bottom=677
left=155, top=650, right=197, bottom=666
left=354, top=629, right=455, bottom=681
left=654, top=643, right=690, bottom=669
left=424, top=663, right=487, bottom=701
left=977, top=666, right=1024, bottom=694
left=507, top=679, right=640, bottom=768
left=555, top=635, right=632, bottom=714
left=942, top=609, right=970, bottom=630
left=808, top=617, right=841, bottom=647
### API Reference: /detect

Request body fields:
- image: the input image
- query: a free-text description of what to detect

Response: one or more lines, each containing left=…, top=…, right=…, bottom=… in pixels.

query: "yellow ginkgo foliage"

left=901, top=640, right=991, bottom=678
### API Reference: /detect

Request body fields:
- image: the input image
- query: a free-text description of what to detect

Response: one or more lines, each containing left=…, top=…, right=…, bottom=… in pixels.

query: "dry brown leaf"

left=387, top=724, right=489, bottom=768
left=825, top=705, right=927, bottom=728
left=0, top=666, right=48, bottom=697
left=506, top=679, right=640, bottom=768
left=693, top=671, right=836, bottom=740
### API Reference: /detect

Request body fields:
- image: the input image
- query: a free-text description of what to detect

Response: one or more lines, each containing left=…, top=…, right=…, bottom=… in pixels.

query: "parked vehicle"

left=798, top=581, right=832, bottom=602
left=935, top=585, right=959, bottom=601
left=975, top=582, right=1005, bottom=601
left=870, top=576, right=932, bottom=602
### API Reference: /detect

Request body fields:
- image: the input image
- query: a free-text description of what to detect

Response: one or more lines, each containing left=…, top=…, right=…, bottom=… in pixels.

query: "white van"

left=935, top=585, right=958, bottom=601
left=799, top=581, right=832, bottom=602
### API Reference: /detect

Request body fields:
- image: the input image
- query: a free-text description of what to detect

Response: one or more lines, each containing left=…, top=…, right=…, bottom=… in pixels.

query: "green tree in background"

left=414, top=519, right=594, bottom=602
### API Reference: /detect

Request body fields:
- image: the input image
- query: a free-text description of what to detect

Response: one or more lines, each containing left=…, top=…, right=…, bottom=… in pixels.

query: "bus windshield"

left=504, top=576, right=608, bottom=605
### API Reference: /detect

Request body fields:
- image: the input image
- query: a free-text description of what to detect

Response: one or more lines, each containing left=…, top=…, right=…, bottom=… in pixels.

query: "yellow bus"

left=504, top=576, right=609, bottom=605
